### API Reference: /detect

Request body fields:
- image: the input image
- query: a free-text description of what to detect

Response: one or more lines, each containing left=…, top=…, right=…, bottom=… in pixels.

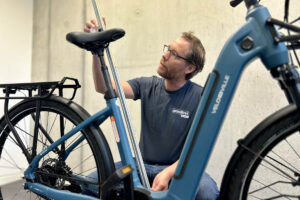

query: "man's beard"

left=157, top=65, right=173, bottom=80
left=158, top=69, right=171, bottom=80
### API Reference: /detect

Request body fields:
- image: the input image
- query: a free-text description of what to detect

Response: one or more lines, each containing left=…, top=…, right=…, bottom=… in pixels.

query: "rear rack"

left=0, top=78, right=81, bottom=162
left=0, top=77, right=81, bottom=100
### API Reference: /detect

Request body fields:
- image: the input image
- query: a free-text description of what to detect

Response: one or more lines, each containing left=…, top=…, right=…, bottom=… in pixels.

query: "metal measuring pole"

left=91, top=0, right=150, bottom=189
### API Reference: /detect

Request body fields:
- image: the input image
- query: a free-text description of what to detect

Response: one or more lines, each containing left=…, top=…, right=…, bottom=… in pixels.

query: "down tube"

left=162, top=11, right=288, bottom=200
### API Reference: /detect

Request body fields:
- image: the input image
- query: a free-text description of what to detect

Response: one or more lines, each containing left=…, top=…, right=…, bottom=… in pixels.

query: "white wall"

left=0, top=0, right=33, bottom=185
left=0, top=0, right=33, bottom=110
left=0, top=0, right=33, bottom=84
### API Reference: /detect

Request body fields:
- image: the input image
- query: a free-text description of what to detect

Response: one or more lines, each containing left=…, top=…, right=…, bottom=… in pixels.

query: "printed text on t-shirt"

left=172, top=108, right=190, bottom=119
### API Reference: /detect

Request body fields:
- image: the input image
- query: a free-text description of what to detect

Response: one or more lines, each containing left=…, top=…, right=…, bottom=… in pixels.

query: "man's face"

left=157, top=37, right=194, bottom=81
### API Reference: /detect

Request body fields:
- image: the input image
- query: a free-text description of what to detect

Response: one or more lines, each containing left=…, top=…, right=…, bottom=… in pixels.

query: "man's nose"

left=162, top=51, right=170, bottom=60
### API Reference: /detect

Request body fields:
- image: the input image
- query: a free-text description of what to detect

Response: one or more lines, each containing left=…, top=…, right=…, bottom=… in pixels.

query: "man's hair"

left=182, top=31, right=206, bottom=80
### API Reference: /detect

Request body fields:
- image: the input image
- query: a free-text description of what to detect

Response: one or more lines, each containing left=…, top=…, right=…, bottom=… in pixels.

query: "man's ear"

left=185, top=64, right=196, bottom=75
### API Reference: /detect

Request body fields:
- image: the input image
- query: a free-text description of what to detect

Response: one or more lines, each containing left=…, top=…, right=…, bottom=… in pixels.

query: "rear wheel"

left=0, top=97, right=114, bottom=199
left=226, top=109, right=300, bottom=199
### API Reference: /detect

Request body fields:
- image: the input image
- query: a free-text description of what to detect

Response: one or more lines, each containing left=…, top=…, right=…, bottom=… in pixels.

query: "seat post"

left=94, top=48, right=116, bottom=99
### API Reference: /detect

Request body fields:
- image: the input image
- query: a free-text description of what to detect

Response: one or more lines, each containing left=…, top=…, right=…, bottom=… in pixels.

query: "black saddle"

left=66, top=28, right=125, bottom=52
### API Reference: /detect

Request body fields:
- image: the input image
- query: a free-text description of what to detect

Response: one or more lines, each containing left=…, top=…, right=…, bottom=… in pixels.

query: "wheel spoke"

left=239, top=140, right=298, bottom=181
left=264, top=195, right=300, bottom=200
left=65, top=133, right=83, bottom=150
left=0, top=100, right=110, bottom=199
left=47, top=113, right=58, bottom=136
left=249, top=179, right=294, bottom=195
left=2, top=149, right=23, bottom=171
left=14, top=125, right=49, bottom=148
left=270, top=149, right=300, bottom=174
left=73, top=142, right=88, bottom=151
left=77, top=167, right=98, bottom=180
left=250, top=179, right=293, bottom=200
left=265, top=154, right=299, bottom=180
left=71, top=154, right=94, bottom=171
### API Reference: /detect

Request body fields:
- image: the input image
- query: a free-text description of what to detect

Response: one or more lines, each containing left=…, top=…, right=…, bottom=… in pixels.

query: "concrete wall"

left=0, top=0, right=33, bottom=85
left=0, top=0, right=33, bottom=86
left=31, top=0, right=300, bottom=187
left=0, top=0, right=33, bottom=185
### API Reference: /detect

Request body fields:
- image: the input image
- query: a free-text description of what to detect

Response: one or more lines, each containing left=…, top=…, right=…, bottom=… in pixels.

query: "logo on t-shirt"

left=172, top=108, right=190, bottom=119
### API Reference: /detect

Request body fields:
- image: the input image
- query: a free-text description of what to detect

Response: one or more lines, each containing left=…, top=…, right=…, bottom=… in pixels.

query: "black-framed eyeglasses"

left=163, top=45, right=194, bottom=65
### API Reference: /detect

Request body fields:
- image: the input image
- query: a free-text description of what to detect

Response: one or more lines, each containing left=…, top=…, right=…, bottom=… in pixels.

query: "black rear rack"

left=0, top=77, right=81, bottom=100
left=0, top=77, right=81, bottom=163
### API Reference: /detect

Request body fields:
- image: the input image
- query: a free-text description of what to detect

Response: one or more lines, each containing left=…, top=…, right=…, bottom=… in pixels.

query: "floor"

left=1, top=180, right=34, bottom=200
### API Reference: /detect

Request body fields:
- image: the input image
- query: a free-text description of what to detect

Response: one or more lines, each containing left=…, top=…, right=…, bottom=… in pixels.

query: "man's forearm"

left=151, top=160, right=179, bottom=191
left=167, top=160, right=179, bottom=177
left=92, top=55, right=107, bottom=93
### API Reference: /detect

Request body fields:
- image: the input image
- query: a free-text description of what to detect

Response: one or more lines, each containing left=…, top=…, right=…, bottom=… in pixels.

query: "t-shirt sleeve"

left=127, top=78, right=141, bottom=100
left=127, top=77, right=153, bottom=100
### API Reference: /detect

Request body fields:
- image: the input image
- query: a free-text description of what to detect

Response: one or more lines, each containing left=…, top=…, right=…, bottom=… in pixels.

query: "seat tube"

left=108, top=98, right=142, bottom=187
left=95, top=48, right=143, bottom=187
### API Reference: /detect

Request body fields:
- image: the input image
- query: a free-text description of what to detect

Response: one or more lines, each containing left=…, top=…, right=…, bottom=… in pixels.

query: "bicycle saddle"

left=66, top=28, right=125, bottom=51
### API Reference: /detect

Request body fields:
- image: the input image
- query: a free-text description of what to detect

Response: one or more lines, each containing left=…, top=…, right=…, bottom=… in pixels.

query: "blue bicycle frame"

left=23, top=3, right=289, bottom=200
left=166, top=5, right=288, bottom=200
left=24, top=97, right=143, bottom=200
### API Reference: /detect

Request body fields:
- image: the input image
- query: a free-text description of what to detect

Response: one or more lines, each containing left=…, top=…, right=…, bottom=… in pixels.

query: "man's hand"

left=151, top=167, right=173, bottom=191
left=84, top=19, right=98, bottom=33
left=151, top=161, right=178, bottom=191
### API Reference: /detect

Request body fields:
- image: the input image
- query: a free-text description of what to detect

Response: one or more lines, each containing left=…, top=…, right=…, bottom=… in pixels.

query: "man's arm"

left=85, top=20, right=135, bottom=99
left=151, top=160, right=179, bottom=191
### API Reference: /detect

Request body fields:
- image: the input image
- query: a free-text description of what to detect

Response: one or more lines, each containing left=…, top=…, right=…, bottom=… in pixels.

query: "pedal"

left=100, top=165, right=134, bottom=200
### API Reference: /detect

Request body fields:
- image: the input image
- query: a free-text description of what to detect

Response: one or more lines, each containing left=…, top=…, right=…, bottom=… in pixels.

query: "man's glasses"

left=163, top=45, right=194, bottom=65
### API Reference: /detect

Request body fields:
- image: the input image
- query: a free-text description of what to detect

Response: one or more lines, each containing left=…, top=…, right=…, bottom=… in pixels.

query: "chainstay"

left=34, top=170, right=99, bottom=186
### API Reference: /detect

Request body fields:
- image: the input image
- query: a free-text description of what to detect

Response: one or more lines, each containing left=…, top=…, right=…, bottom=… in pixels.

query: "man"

left=84, top=19, right=219, bottom=199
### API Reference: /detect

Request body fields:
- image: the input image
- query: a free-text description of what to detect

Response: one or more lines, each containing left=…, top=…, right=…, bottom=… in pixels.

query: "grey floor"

left=1, top=180, right=35, bottom=200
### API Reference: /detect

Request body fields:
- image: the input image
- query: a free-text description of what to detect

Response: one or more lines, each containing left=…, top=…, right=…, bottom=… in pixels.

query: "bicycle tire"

left=223, top=105, right=300, bottom=199
left=0, top=96, right=115, bottom=199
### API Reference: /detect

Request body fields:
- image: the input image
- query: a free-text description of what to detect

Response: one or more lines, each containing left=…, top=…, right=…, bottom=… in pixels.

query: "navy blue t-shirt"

left=128, top=76, right=202, bottom=165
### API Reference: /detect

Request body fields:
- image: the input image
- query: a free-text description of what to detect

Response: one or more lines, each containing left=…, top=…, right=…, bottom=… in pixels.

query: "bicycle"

left=0, top=0, right=300, bottom=199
